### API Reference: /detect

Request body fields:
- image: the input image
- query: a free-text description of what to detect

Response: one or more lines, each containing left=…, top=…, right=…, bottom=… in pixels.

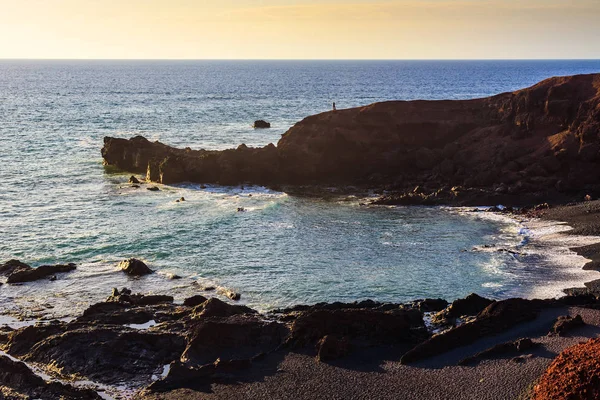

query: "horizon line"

left=1, top=58, right=599, bottom=62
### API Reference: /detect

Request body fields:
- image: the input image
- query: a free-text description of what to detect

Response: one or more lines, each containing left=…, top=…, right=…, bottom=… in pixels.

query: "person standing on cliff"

left=333, top=102, right=336, bottom=111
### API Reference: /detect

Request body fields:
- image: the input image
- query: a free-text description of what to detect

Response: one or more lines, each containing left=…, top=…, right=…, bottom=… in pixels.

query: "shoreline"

left=2, top=201, right=600, bottom=399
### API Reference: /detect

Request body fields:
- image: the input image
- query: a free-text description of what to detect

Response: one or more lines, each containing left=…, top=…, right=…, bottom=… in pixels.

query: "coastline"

left=3, top=202, right=600, bottom=399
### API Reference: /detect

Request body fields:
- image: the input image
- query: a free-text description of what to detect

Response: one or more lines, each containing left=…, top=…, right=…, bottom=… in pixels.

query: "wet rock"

left=549, top=314, right=584, bottom=336
left=6, top=263, right=77, bottom=284
left=217, top=288, right=241, bottom=301
left=0, top=355, right=102, bottom=399
left=253, top=120, right=271, bottom=129
left=184, top=295, right=208, bottom=307
left=416, top=298, right=448, bottom=313
left=119, top=258, right=153, bottom=276
left=445, top=293, right=494, bottom=318
left=402, top=298, right=544, bottom=364
left=147, top=186, right=160, bottom=191
left=129, top=175, right=140, bottom=184
left=316, top=335, right=351, bottom=362
left=0, top=260, right=31, bottom=276
left=181, top=314, right=288, bottom=365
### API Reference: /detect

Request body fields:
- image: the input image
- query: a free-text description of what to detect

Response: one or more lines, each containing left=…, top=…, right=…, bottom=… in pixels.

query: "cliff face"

left=102, top=73, right=600, bottom=203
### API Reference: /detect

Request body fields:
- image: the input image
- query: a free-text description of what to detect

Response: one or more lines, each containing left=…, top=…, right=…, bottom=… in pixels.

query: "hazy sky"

left=1, top=0, right=599, bottom=59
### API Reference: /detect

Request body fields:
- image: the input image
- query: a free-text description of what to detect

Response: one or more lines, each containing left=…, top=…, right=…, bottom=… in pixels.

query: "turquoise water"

left=1, top=60, right=600, bottom=312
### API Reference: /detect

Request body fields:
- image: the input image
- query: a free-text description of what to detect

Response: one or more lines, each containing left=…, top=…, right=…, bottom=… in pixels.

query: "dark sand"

left=141, top=307, right=600, bottom=400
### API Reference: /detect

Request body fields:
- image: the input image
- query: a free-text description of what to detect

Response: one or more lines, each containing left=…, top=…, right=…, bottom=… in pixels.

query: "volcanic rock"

left=119, top=258, right=153, bottom=276
left=5, top=263, right=77, bottom=284
left=253, top=120, right=271, bottom=129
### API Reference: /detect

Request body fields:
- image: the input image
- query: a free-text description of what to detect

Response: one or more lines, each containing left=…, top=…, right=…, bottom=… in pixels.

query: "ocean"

left=1, top=59, right=600, bottom=317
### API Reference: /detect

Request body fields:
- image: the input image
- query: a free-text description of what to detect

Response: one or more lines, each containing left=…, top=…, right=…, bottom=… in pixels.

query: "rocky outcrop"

left=119, top=258, right=153, bottom=276
left=0, top=355, right=101, bottom=399
left=253, top=120, right=271, bottom=129
left=102, top=74, right=600, bottom=205
left=1, top=260, right=76, bottom=284
left=533, top=338, right=600, bottom=400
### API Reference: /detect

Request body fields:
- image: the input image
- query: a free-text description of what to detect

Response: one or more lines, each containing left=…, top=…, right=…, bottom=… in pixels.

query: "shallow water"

left=2, top=60, right=600, bottom=314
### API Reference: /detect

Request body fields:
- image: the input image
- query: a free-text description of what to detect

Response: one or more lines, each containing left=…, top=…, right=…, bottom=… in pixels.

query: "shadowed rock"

left=103, top=74, right=600, bottom=205
left=119, top=258, right=153, bottom=276
left=0, top=355, right=101, bottom=399
left=4, top=262, right=76, bottom=284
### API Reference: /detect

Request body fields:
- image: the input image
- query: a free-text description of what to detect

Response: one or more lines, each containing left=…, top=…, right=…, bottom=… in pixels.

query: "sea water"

left=1, top=60, right=600, bottom=316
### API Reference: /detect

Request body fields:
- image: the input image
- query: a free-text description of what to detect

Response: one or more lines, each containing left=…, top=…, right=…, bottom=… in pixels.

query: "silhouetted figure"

left=333, top=102, right=336, bottom=111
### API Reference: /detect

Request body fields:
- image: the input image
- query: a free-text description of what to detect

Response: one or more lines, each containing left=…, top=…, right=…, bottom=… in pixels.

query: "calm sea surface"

left=1, top=60, right=600, bottom=313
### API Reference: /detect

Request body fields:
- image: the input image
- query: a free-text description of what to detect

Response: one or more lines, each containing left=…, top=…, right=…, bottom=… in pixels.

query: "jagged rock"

left=253, top=120, right=271, bottom=129
left=316, top=335, right=351, bottom=362
left=181, top=314, right=288, bottom=365
left=0, top=355, right=101, bottom=399
left=183, top=295, right=208, bottom=307
left=19, top=326, right=186, bottom=384
left=401, top=298, right=545, bottom=364
left=445, top=293, right=495, bottom=318
left=458, top=338, right=538, bottom=366
left=129, top=175, right=140, bottom=184
left=6, top=263, right=76, bottom=284
left=289, top=308, right=427, bottom=347
left=533, top=338, right=600, bottom=400
left=102, top=74, right=600, bottom=205
left=0, top=260, right=31, bottom=276
left=192, top=297, right=256, bottom=319
left=549, top=314, right=585, bottom=336
left=118, top=258, right=153, bottom=276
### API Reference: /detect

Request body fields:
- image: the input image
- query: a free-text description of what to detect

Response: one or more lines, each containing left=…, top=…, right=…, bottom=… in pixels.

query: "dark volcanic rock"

left=458, top=338, right=538, bottom=366
left=5, top=262, right=76, bottom=284
left=0, top=259, right=31, bottom=276
left=102, top=74, right=600, bottom=205
left=183, top=295, right=208, bottom=307
left=316, top=335, right=351, bottom=362
left=192, top=297, right=256, bottom=319
left=118, top=258, right=153, bottom=276
left=289, top=308, right=427, bottom=347
left=0, top=355, right=101, bottom=399
left=21, top=326, right=186, bottom=384
left=181, top=314, right=288, bottom=365
left=253, top=120, right=271, bottom=129
left=445, top=293, right=495, bottom=318
left=401, top=298, right=546, bottom=364
left=549, top=314, right=585, bottom=336
left=129, top=175, right=141, bottom=184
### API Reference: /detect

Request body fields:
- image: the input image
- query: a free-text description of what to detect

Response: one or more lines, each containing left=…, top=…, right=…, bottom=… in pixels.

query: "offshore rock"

left=119, top=258, right=153, bottom=276
left=5, top=262, right=76, bottom=284
left=102, top=74, right=600, bottom=205
left=253, top=120, right=271, bottom=129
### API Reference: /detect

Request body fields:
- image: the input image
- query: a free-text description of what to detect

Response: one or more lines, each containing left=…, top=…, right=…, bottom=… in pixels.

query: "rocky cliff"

left=102, top=73, right=600, bottom=205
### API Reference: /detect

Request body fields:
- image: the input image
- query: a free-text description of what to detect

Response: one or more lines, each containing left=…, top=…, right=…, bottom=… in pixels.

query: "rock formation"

left=102, top=74, right=600, bottom=205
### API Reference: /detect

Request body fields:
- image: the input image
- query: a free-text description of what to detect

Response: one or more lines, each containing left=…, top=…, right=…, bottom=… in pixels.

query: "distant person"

left=333, top=102, right=336, bottom=111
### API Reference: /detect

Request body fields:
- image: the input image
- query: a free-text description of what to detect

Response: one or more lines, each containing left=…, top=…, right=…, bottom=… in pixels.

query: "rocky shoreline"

left=102, top=73, right=600, bottom=207
left=3, top=203, right=600, bottom=400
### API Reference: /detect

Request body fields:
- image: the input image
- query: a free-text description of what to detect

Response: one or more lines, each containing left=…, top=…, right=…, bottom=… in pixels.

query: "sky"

left=0, top=0, right=599, bottom=59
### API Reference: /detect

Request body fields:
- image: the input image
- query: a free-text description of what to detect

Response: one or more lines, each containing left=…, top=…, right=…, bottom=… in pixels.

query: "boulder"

left=253, top=120, right=271, bottom=129
left=549, top=314, right=584, bottom=336
left=128, top=175, right=140, bottom=184
left=184, top=295, right=208, bottom=307
left=118, top=258, right=153, bottom=276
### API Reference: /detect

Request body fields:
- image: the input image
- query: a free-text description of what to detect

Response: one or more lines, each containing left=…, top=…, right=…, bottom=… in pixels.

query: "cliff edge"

left=102, top=73, right=600, bottom=205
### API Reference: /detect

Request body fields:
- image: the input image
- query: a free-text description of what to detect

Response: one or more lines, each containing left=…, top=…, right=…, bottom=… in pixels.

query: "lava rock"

left=118, top=258, right=153, bottom=276
left=6, top=263, right=77, bottom=284
left=253, top=120, right=271, bottom=129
